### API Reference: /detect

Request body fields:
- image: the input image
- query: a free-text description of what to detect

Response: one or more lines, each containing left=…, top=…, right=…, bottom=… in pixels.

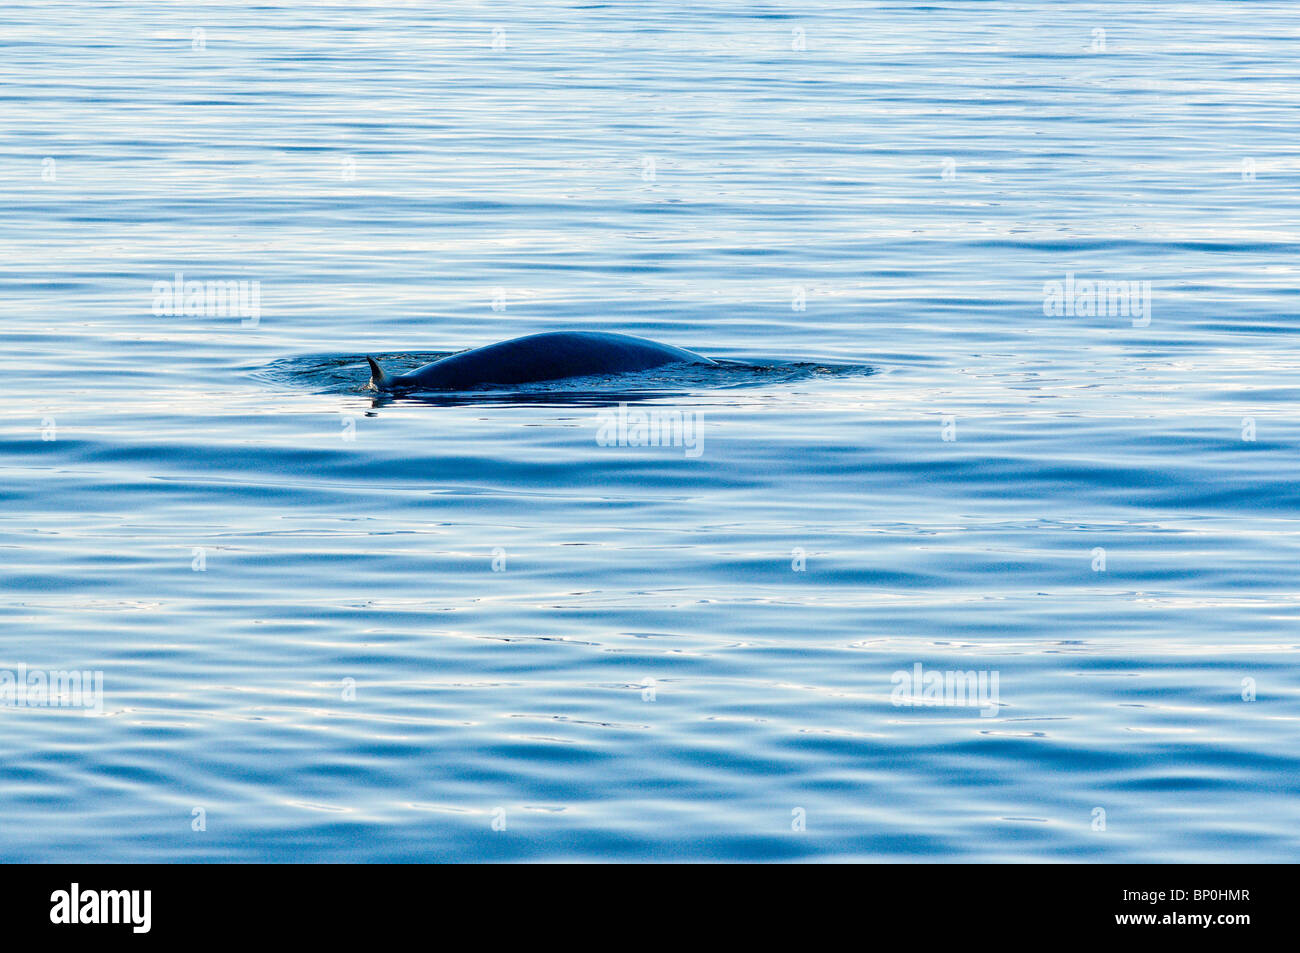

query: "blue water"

left=2, top=2, right=1299, bottom=862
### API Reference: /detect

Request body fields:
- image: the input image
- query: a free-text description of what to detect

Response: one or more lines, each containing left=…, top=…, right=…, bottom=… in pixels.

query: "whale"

left=367, top=331, right=714, bottom=392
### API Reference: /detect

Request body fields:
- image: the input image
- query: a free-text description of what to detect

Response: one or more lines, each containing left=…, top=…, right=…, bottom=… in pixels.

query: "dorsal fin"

left=366, top=356, right=388, bottom=390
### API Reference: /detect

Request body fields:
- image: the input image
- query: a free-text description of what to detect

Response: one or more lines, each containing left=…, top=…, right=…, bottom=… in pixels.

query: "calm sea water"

left=2, top=2, right=1298, bottom=862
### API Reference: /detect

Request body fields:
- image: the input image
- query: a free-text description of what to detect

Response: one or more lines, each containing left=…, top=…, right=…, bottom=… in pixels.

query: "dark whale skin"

left=379, top=331, right=713, bottom=391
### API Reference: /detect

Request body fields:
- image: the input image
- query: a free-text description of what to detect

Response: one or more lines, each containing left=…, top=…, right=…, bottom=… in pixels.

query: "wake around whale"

left=366, top=331, right=715, bottom=392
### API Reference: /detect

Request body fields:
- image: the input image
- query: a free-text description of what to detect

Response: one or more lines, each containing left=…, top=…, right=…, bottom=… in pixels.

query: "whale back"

left=389, top=331, right=711, bottom=390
